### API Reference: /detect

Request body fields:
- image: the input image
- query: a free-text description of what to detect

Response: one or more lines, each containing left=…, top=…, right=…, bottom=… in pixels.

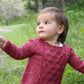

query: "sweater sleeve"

left=68, top=47, right=84, bottom=74
left=1, top=39, right=35, bottom=60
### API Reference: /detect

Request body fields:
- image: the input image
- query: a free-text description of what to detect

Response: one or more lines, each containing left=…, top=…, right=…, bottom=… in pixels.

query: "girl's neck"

left=44, top=40, right=59, bottom=46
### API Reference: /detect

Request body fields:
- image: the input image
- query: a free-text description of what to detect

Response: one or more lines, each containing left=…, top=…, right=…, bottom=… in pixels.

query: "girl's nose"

left=38, top=24, right=44, bottom=29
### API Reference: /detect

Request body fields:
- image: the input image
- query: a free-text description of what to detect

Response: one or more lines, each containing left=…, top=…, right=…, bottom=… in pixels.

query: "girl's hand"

left=0, top=36, right=7, bottom=48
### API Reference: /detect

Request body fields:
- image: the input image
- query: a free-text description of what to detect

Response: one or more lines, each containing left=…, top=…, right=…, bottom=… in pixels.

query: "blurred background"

left=0, top=0, right=84, bottom=84
left=0, top=0, right=83, bottom=26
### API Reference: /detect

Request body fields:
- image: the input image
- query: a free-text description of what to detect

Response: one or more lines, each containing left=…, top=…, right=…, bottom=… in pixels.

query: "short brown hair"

left=37, top=7, right=69, bottom=43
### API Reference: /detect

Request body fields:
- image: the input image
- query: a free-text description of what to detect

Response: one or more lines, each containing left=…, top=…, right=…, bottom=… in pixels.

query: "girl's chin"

left=37, top=35, right=48, bottom=40
left=38, top=37, right=46, bottom=40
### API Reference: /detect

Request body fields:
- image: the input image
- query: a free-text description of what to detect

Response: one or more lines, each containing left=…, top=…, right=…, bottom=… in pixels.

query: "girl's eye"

left=45, top=22, right=49, bottom=25
left=37, top=23, right=40, bottom=26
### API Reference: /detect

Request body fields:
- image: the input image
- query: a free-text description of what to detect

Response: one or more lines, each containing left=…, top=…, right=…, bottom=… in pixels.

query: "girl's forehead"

left=37, top=13, right=55, bottom=21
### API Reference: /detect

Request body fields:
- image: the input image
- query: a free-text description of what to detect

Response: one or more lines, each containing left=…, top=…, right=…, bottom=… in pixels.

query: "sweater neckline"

left=39, top=38, right=64, bottom=48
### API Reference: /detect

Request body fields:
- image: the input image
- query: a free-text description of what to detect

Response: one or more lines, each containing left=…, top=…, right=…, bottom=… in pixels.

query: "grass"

left=61, top=16, right=84, bottom=84
left=0, top=13, right=84, bottom=84
left=0, top=22, right=37, bottom=84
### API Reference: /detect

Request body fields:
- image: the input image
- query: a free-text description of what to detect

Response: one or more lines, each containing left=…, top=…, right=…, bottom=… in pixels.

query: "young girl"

left=0, top=7, right=84, bottom=84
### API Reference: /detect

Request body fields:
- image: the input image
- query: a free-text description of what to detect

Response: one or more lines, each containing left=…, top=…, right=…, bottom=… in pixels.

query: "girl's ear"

left=58, top=25, right=64, bottom=34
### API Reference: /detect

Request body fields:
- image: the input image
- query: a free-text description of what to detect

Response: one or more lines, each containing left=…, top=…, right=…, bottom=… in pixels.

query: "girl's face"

left=36, top=13, right=62, bottom=41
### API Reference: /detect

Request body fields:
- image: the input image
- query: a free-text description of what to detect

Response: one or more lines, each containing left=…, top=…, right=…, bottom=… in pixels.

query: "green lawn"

left=62, top=16, right=84, bottom=84
left=0, top=23, right=37, bottom=84
left=0, top=14, right=84, bottom=84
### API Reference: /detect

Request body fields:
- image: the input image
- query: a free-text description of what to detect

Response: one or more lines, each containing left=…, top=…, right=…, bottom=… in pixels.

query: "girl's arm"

left=0, top=36, right=34, bottom=60
left=68, top=47, right=84, bottom=74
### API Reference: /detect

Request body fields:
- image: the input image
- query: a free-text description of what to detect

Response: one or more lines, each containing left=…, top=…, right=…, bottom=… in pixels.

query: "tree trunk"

left=19, top=16, right=23, bottom=24
left=10, top=18, right=13, bottom=23
left=5, top=19, right=9, bottom=25
left=61, top=0, right=66, bottom=11
left=38, top=0, right=43, bottom=12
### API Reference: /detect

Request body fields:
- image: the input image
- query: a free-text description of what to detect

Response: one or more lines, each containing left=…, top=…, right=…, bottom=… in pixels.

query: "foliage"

left=0, top=0, right=25, bottom=25
left=65, top=0, right=84, bottom=23
left=24, top=0, right=38, bottom=12
left=66, top=0, right=84, bottom=11
left=24, top=0, right=81, bottom=12
left=66, top=10, right=84, bottom=23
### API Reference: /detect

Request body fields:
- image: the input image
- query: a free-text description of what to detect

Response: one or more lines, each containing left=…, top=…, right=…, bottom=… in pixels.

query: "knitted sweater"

left=2, top=38, right=84, bottom=84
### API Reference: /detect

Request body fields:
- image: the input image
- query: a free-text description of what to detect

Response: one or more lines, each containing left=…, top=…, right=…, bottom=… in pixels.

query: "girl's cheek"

left=46, top=26, right=51, bottom=32
left=36, top=27, right=38, bottom=31
left=36, top=28, right=38, bottom=34
left=45, top=28, right=49, bottom=32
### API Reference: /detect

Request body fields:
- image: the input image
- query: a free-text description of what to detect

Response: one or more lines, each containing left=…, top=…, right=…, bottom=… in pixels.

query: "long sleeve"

left=1, top=39, right=34, bottom=60
left=68, top=47, right=84, bottom=73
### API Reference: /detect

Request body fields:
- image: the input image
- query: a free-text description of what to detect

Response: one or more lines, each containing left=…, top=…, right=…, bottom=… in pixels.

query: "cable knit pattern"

left=2, top=38, right=84, bottom=84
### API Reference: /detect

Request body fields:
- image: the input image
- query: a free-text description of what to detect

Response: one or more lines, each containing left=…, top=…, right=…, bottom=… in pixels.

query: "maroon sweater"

left=2, top=38, right=84, bottom=84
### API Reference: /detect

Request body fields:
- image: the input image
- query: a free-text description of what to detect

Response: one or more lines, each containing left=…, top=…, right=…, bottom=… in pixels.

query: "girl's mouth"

left=39, top=30, right=44, bottom=33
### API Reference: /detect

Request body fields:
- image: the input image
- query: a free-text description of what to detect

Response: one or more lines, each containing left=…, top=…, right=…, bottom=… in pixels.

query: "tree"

left=25, top=0, right=38, bottom=12
left=61, top=0, right=66, bottom=11
left=25, top=0, right=81, bottom=13
left=38, top=0, right=43, bottom=12
left=0, top=0, right=25, bottom=25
